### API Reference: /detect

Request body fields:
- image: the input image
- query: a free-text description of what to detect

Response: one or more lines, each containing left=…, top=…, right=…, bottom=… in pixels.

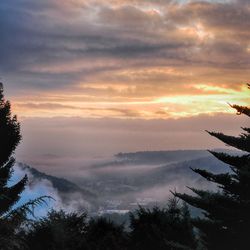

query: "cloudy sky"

left=1, top=0, right=250, bottom=173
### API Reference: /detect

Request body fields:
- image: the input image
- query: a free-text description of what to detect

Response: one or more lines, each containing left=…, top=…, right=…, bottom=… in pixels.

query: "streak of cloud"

left=0, top=0, right=249, bottom=119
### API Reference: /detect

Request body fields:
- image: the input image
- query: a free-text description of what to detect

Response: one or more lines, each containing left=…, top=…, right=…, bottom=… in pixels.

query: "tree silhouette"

left=0, top=83, right=26, bottom=214
left=174, top=84, right=250, bottom=250
left=129, top=197, right=196, bottom=250
left=0, top=83, right=48, bottom=249
left=25, top=212, right=128, bottom=250
left=25, top=210, right=88, bottom=250
left=86, top=217, right=128, bottom=250
left=0, top=82, right=28, bottom=249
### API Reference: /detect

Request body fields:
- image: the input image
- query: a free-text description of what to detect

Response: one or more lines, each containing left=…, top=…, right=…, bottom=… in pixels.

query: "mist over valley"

left=14, top=150, right=233, bottom=216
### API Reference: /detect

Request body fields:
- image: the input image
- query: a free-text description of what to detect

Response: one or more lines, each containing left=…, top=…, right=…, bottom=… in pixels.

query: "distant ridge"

left=115, top=150, right=210, bottom=165
left=90, top=149, right=239, bottom=169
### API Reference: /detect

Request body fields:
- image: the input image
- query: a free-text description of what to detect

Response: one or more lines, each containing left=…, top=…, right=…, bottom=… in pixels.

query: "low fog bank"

left=12, top=149, right=233, bottom=215
left=16, top=113, right=248, bottom=177
left=73, top=153, right=230, bottom=209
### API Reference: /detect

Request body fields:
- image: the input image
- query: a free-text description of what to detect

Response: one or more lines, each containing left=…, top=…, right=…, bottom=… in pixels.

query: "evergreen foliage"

left=86, top=217, right=128, bottom=250
left=0, top=83, right=26, bottom=216
left=22, top=199, right=195, bottom=250
left=0, top=83, right=48, bottom=250
left=0, top=83, right=28, bottom=249
left=24, top=211, right=128, bottom=250
left=25, top=210, right=88, bottom=250
left=174, top=84, right=250, bottom=250
left=129, top=198, right=196, bottom=250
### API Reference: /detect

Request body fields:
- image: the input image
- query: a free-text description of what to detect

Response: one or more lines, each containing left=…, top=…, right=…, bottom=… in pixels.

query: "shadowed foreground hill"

left=17, top=163, right=96, bottom=198
left=15, top=163, right=97, bottom=211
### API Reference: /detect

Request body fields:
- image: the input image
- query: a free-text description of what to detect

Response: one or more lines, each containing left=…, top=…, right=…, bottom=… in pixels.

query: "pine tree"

left=25, top=210, right=88, bottom=250
left=174, top=84, right=250, bottom=250
left=129, top=197, right=196, bottom=250
left=0, top=83, right=48, bottom=249
left=86, top=217, right=128, bottom=250
left=0, top=82, right=27, bottom=218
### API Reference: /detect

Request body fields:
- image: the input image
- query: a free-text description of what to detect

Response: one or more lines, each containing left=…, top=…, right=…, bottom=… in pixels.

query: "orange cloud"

left=2, top=0, right=250, bottom=120
left=12, top=83, right=250, bottom=120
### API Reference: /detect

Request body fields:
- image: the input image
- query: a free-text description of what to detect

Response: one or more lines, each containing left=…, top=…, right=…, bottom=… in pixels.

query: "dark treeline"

left=19, top=199, right=195, bottom=250
left=0, top=83, right=249, bottom=250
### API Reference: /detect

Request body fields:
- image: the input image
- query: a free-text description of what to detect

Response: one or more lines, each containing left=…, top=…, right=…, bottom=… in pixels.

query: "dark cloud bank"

left=1, top=0, right=250, bottom=95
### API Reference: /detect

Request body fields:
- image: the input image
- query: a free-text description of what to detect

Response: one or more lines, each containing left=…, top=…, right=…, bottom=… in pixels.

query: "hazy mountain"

left=90, top=149, right=237, bottom=169
left=16, top=150, right=235, bottom=213
left=72, top=150, right=233, bottom=211
left=81, top=156, right=228, bottom=193
left=115, top=150, right=211, bottom=165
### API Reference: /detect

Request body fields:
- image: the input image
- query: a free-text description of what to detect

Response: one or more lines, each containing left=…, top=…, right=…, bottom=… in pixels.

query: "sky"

left=1, top=0, right=250, bottom=174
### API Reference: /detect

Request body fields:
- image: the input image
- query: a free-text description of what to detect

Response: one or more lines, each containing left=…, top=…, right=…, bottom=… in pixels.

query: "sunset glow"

left=11, top=83, right=249, bottom=119
left=1, top=0, right=250, bottom=120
